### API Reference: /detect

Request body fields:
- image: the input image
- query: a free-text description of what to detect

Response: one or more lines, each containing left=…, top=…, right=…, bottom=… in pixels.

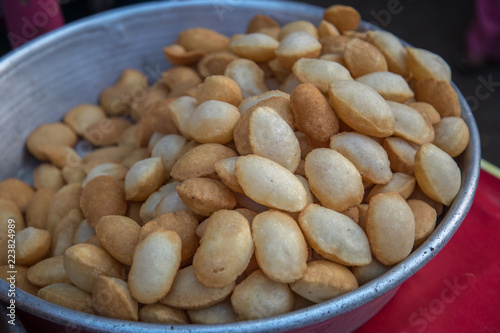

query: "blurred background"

left=0, top=0, right=498, bottom=166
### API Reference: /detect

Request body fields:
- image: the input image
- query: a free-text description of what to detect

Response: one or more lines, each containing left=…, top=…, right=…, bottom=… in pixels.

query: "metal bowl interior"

left=0, top=1, right=481, bottom=332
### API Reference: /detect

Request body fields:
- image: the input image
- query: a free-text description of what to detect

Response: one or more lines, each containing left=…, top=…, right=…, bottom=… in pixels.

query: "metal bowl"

left=0, top=1, right=480, bottom=332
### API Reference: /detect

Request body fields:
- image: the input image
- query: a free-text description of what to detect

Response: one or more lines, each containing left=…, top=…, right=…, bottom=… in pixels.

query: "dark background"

left=0, top=0, right=498, bottom=165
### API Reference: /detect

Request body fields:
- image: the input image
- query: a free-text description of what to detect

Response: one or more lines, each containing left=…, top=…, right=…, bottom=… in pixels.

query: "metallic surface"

left=0, top=301, right=26, bottom=333
left=0, top=1, right=481, bottom=332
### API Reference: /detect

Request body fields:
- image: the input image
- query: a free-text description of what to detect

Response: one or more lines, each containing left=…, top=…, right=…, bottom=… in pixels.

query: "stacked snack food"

left=0, top=4, right=469, bottom=325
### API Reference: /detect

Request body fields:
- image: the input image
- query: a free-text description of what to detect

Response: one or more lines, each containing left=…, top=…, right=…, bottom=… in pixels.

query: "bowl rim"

left=0, top=1, right=481, bottom=332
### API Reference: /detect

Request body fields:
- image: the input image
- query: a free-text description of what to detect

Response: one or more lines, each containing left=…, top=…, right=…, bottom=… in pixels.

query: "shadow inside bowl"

left=0, top=1, right=481, bottom=332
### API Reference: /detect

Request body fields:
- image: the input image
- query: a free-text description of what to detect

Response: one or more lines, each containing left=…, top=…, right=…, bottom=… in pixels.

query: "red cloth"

left=16, top=170, right=500, bottom=332
left=356, top=169, right=500, bottom=333
left=1, top=0, right=64, bottom=48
